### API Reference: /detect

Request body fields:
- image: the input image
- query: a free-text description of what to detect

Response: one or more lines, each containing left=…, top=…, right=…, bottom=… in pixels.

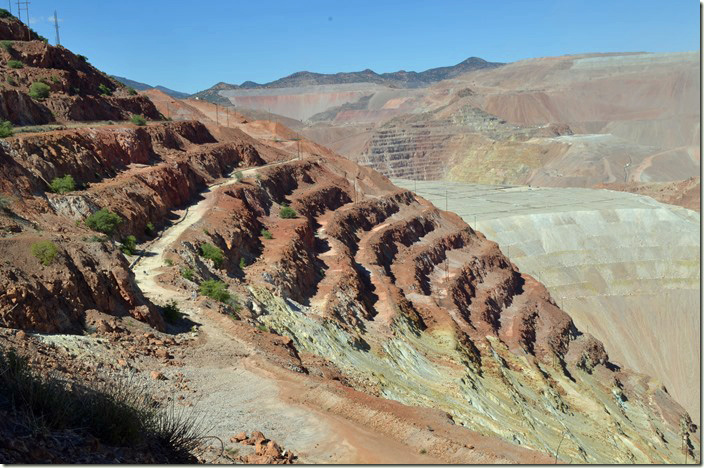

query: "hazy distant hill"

left=192, top=57, right=503, bottom=99
left=111, top=75, right=189, bottom=99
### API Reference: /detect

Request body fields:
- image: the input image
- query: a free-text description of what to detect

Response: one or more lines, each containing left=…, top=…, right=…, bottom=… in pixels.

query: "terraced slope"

left=393, top=178, right=701, bottom=423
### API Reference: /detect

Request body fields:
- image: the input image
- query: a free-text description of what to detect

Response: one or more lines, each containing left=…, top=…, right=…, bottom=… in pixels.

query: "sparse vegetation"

left=199, top=242, right=224, bottom=267
left=198, top=279, right=231, bottom=303
left=0, top=40, right=13, bottom=51
left=234, top=171, right=244, bottom=181
left=98, top=83, right=112, bottom=96
left=130, top=114, right=147, bottom=126
left=29, top=81, right=51, bottom=99
left=49, top=175, right=76, bottom=194
left=85, top=209, right=122, bottom=236
left=0, top=349, right=205, bottom=458
left=7, top=59, right=23, bottom=69
left=261, top=229, right=273, bottom=240
left=0, top=120, right=13, bottom=138
left=162, top=300, right=182, bottom=324
left=127, top=86, right=138, bottom=96
left=31, top=240, right=58, bottom=266
left=120, top=235, right=137, bottom=255
left=279, top=203, right=297, bottom=219
left=145, top=221, right=156, bottom=236
left=180, top=267, right=194, bottom=281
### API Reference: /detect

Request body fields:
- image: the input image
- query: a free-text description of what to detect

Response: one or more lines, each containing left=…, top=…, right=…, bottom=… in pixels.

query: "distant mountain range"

left=111, top=75, right=190, bottom=99
left=191, top=57, right=504, bottom=101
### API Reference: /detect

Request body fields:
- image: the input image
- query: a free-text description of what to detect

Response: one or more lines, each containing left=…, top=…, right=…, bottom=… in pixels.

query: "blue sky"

left=18, top=0, right=700, bottom=93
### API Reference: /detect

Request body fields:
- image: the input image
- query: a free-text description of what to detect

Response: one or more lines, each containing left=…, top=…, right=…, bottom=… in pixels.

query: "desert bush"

left=162, top=300, right=182, bottom=324
left=130, top=114, right=147, bottom=126
left=0, top=40, right=13, bottom=51
left=164, top=258, right=173, bottom=267
left=279, top=203, right=297, bottom=219
left=98, top=83, right=112, bottom=96
left=261, top=229, right=273, bottom=240
left=145, top=221, right=156, bottom=236
left=0, top=350, right=205, bottom=458
left=0, top=8, right=13, bottom=18
left=7, top=59, right=23, bottom=69
left=76, top=54, right=88, bottom=62
left=120, top=235, right=137, bottom=255
left=127, top=86, right=137, bottom=96
left=50, top=75, right=60, bottom=83
left=199, top=242, right=223, bottom=267
left=0, top=120, right=12, bottom=138
left=31, top=240, right=58, bottom=266
left=49, top=175, right=76, bottom=194
left=180, top=267, right=194, bottom=281
left=29, top=81, right=50, bottom=99
left=85, top=209, right=122, bottom=236
left=234, top=171, right=244, bottom=181
left=198, top=279, right=231, bottom=303
left=239, top=257, right=247, bottom=270
left=6, top=76, right=16, bottom=86
left=0, top=194, right=11, bottom=211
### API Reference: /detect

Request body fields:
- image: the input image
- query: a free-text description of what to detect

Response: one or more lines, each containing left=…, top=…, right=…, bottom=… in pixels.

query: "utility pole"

left=53, top=10, right=60, bottom=45
left=7, top=1, right=10, bottom=15
left=16, top=1, right=29, bottom=39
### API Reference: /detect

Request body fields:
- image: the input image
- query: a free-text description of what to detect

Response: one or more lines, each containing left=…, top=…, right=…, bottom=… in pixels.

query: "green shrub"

left=7, top=59, right=23, bottom=69
left=239, top=257, right=247, bottom=270
left=98, top=83, right=112, bottom=96
left=50, top=75, right=60, bottom=83
left=164, top=258, right=173, bottom=267
left=85, top=209, right=122, bottom=236
left=261, top=229, right=273, bottom=240
left=49, top=175, right=76, bottom=194
left=199, top=242, right=224, bottom=267
left=145, top=221, right=156, bottom=236
left=0, top=8, right=13, bottom=18
left=234, top=171, right=244, bottom=181
left=162, top=300, right=182, bottom=324
left=120, top=235, right=137, bottom=255
left=130, top=114, right=147, bottom=126
left=279, top=203, right=297, bottom=219
left=29, top=81, right=51, bottom=99
left=6, top=76, right=16, bottom=86
left=31, top=240, right=58, bottom=266
left=0, top=350, right=205, bottom=457
left=0, top=120, right=12, bottom=138
left=180, top=267, right=194, bottom=281
left=127, top=86, right=137, bottom=96
left=0, top=40, right=13, bottom=51
left=198, top=279, right=231, bottom=303
left=76, top=54, right=88, bottom=62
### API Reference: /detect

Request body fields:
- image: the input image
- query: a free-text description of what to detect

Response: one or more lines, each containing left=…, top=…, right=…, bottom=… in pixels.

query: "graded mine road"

left=393, top=178, right=701, bottom=421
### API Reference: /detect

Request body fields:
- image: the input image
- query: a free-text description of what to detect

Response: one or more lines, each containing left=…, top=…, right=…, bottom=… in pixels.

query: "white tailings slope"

left=393, top=178, right=700, bottom=421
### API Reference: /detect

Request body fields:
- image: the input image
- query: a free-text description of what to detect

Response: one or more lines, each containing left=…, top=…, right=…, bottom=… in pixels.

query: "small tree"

left=199, top=242, right=224, bottom=267
left=76, top=54, right=88, bottom=62
left=198, top=279, right=231, bottom=303
left=279, top=203, right=297, bottom=219
left=85, top=209, right=122, bottom=237
left=49, top=175, right=76, bottom=194
left=7, top=60, right=23, bottom=69
left=120, top=235, right=137, bottom=255
left=31, top=240, right=58, bottom=266
left=0, top=121, right=12, bottom=138
left=130, top=114, right=147, bottom=126
left=28, top=82, right=50, bottom=99
left=261, top=228, right=273, bottom=240
left=97, top=83, right=112, bottom=96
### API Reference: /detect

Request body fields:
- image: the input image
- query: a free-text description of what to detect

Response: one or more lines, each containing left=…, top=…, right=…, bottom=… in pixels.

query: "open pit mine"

left=0, top=11, right=699, bottom=465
